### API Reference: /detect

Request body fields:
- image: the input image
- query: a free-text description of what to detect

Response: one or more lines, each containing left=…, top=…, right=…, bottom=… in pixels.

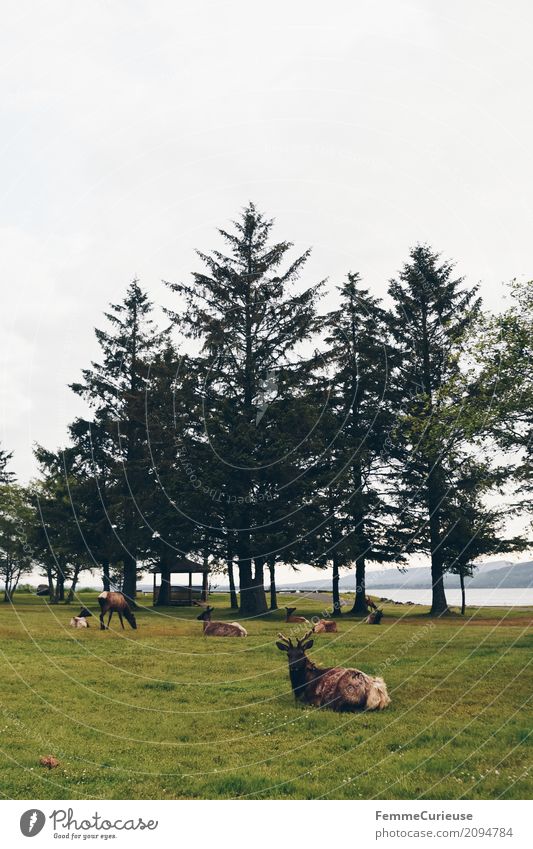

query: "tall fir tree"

left=70, top=280, right=166, bottom=601
left=164, top=204, right=322, bottom=615
left=320, top=273, right=406, bottom=615
left=388, top=245, right=482, bottom=615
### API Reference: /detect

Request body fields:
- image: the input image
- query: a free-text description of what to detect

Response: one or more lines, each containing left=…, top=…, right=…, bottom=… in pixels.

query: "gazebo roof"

left=150, top=557, right=210, bottom=574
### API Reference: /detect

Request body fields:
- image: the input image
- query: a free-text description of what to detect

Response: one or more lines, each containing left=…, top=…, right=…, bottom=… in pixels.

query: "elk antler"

left=297, top=629, right=315, bottom=646
left=277, top=632, right=293, bottom=646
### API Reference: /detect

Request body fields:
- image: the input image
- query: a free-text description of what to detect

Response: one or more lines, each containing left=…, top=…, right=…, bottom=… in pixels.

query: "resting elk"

left=197, top=605, right=247, bottom=637
left=276, top=630, right=390, bottom=711
left=69, top=607, right=92, bottom=629
left=98, top=591, right=137, bottom=630
left=284, top=606, right=309, bottom=623
left=312, top=618, right=337, bottom=633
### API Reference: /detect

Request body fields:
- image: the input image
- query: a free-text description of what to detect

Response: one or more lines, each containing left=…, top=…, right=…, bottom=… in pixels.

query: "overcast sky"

left=1, top=1, right=532, bottom=580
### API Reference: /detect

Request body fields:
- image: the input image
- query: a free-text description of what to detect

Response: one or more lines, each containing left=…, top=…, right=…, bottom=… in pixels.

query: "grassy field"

left=0, top=592, right=531, bottom=800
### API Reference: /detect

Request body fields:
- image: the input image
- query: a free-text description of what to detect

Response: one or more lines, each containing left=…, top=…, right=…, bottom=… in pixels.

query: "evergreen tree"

left=0, top=444, right=15, bottom=484
left=31, top=446, right=93, bottom=603
left=321, top=273, right=406, bottom=615
left=441, top=458, right=524, bottom=614
left=0, top=483, right=33, bottom=601
left=70, top=281, right=167, bottom=601
left=388, top=245, right=482, bottom=615
left=476, top=279, right=533, bottom=523
left=164, top=204, right=322, bottom=615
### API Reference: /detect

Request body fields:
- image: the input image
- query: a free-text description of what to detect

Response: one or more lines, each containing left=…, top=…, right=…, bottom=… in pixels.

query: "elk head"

left=196, top=605, right=214, bottom=622
left=276, top=630, right=314, bottom=669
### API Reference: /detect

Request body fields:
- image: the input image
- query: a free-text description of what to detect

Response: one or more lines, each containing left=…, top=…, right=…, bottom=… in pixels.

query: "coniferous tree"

left=321, top=273, right=406, bottom=615
left=477, top=279, right=533, bottom=524
left=0, top=483, right=33, bottom=601
left=70, top=281, right=167, bottom=601
left=164, top=204, right=322, bottom=615
left=0, top=444, right=15, bottom=484
left=441, top=458, right=524, bottom=614
left=388, top=245, right=482, bottom=615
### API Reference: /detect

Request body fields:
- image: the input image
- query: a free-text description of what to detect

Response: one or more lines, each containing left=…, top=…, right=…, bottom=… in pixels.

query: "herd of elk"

left=196, top=605, right=247, bottom=637
left=276, top=630, right=390, bottom=711
left=98, top=591, right=137, bottom=630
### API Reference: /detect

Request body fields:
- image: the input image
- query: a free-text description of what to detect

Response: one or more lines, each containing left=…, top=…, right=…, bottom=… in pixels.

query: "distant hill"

left=274, top=560, right=533, bottom=592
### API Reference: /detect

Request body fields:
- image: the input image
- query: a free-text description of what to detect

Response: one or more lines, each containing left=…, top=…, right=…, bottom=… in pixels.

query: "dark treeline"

left=1, top=205, right=531, bottom=615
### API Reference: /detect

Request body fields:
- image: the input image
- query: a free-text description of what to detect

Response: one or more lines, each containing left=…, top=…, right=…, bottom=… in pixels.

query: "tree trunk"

left=351, top=556, right=368, bottom=616
left=238, top=534, right=267, bottom=616
left=122, top=552, right=137, bottom=604
left=102, top=558, right=111, bottom=592
left=427, top=469, right=449, bottom=616
left=56, top=571, right=65, bottom=603
left=460, top=568, right=466, bottom=616
left=155, top=568, right=171, bottom=606
left=268, top=557, right=277, bottom=610
left=331, top=553, right=341, bottom=617
left=46, top=566, right=56, bottom=602
left=227, top=557, right=239, bottom=609
left=67, top=564, right=81, bottom=603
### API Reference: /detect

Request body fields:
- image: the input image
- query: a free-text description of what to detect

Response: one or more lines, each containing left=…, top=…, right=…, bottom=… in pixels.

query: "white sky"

left=1, top=1, right=532, bottom=582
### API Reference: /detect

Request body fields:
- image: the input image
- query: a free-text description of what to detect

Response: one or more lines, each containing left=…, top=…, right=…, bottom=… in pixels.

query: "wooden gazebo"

left=150, top=557, right=210, bottom=606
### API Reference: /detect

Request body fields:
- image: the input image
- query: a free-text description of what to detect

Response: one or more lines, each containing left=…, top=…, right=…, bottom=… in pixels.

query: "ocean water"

left=368, top=588, right=533, bottom=608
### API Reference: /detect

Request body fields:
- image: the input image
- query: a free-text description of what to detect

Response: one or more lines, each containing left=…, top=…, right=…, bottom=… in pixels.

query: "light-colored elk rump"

left=98, top=591, right=137, bottom=631
left=284, top=606, right=308, bottom=623
left=197, top=606, right=247, bottom=637
left=276, top=631, right=390, bottom=712
left=70, top=617, right=88, bottom=629
left=69, top=607, right=92, bottom=629
left=313, top=619, right=337, bottom=633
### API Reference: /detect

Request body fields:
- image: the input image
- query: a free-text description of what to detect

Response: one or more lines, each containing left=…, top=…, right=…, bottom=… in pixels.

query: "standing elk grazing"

left=276, top=630, right=390, bottom=711
left=69, top=607, right=92, bottom=629
left=196, top=606, right=247, bottom=637
left=312, top=619, right=338, bottom=633
left=285, top=606, right=309, bottom=623
left=98, top=591, right=137, bottom=631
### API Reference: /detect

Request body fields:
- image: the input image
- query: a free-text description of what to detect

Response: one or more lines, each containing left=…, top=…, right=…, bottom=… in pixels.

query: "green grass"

left=0, top=593, right=531, bottom=799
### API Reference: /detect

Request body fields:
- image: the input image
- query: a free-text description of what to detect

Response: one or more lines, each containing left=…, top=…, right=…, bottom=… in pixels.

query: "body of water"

left=367, top=588, right=533, bottom=608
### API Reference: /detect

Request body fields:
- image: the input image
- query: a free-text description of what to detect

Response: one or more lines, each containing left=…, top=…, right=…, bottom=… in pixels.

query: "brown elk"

left=196, top=606, right=247, bottom=637
left=98, top=591, right=137, bottom=630
left=366, top=596, right=378, bottom=611
left=276, top=630, right=390, bottom=711
left=285, top=606, right=309, bottom=623
left=366, top=609, right=383, bottom=625
left=312, top=619, right=337, bottom=633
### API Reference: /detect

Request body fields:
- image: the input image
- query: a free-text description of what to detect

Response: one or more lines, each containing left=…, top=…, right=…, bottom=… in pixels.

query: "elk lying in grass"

left=366, top=596, right=378, bottom=611
left=285, top=606, right=309, bottom=623
left=98, top=591, right=137, bottom=630
left=312, top=619, right=337, bottom=633
left=196, top=605, right=247, bottom=637
left=69, top=607, right=92, bottom=629
left=276, top=630, right=390, bottom=711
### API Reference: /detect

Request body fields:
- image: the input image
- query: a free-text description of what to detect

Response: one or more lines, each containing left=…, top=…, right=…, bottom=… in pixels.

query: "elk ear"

left=301, top=640, right=314, bottom=651
left=276, top=641, right=289, bottom=652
